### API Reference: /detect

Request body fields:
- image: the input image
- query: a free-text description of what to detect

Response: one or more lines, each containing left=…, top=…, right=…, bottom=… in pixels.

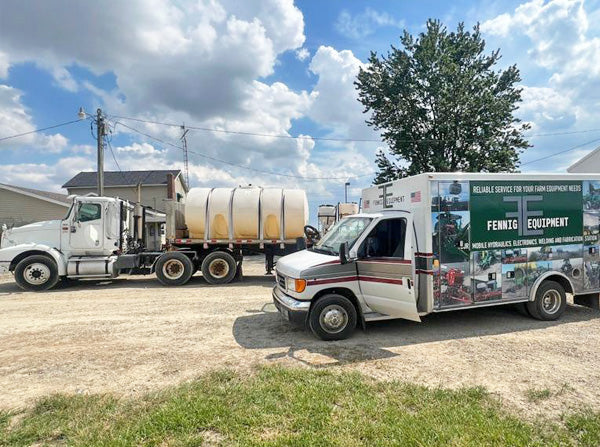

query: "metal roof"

left=62, top=170, right=186, bottom=190
left=0, top=183, right=71, bottom=206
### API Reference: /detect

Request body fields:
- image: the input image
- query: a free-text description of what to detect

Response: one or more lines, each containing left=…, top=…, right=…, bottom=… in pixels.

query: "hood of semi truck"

left=0, top=220, right=62, bottom=248
left=276, top=248, right=339, bottom=278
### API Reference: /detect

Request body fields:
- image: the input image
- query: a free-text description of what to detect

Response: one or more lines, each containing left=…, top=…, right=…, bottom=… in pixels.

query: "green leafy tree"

left=355, top=20, right=530, bottom=183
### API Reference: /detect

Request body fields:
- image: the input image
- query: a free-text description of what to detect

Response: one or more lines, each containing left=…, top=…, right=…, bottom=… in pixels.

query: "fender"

left=528, top=271, right=574, bottom=301
left=0, top=243, right=67, bottom=276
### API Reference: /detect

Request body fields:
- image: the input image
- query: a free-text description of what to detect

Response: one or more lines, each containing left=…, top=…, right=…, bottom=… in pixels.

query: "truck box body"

left=362, top=173, right=600, bottom=312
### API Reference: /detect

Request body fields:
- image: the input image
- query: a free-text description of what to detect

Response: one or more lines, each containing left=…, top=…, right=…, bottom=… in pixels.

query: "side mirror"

left=339, top=242, right=349, bottom=264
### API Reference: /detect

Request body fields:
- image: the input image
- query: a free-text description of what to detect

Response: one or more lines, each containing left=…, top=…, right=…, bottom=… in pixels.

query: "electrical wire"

left=112, top=120, right=375, bottom=181
left=520, top=136, right=600, bottom=167
left=110, top=114, right=600, bottom=142
left=0, top=119, right=83, bottom=142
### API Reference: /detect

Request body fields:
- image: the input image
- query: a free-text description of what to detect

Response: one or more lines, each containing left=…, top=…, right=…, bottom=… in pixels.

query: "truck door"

left=355, top=217, right=420, bottom=322
left=69, top=201, right=104, bottom=254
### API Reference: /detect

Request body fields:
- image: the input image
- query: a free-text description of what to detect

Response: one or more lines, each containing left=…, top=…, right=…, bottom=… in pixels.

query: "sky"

left=1, top=0, right=600, bottom=221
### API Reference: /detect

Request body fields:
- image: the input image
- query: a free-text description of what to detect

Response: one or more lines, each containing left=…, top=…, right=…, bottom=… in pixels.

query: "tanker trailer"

left=159, top=186, right=310, bottom=285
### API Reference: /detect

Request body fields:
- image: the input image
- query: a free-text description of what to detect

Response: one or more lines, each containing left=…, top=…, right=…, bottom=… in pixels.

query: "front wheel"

left=309, top=294, right=357, bottom=341
left=14, top=255, right=60, bottom=291
left=155, top=252, right=194, bottom=286
left=527, top=280, right=567, bottom=321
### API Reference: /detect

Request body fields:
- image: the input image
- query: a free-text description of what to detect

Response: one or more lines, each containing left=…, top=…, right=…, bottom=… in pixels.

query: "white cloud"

left=116, top=142, right=159, bottom=155
left=0, top=83, right=71, bottom=153
left=307, top=46, right=378, bottom=143
left=335, top=7, right=404, bottom=39
left=0, top=156, right=92, bottom=192
left=296, top=47, right=310, bottom=61
left=0, top=51, right=8, bottom=79
left=51, top=67, right=78, bottom=92
left=481, top=0, right=600, bottom=171
left=519, top=86, right=577, bottom=131
left=0, top=1, right=380, bottom=198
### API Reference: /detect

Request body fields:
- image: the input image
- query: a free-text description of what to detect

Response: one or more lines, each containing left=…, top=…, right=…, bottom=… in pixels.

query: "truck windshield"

left=313, top=217, right=372, bottom=256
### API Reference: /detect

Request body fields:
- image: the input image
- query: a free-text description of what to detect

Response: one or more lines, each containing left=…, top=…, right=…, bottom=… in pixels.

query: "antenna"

left=180, top=124, right=190, bottom=188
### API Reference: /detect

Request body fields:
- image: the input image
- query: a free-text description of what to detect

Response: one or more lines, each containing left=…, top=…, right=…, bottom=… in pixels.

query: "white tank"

left=318, top=205, right=337, bottom=233
left=338, top=202, right=359, bottom=219
left=185, top=186, right=309, bottom=241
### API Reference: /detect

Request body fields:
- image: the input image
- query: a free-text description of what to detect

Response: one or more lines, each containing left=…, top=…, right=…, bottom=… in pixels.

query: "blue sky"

left=1, top=0, right=600, bottom=220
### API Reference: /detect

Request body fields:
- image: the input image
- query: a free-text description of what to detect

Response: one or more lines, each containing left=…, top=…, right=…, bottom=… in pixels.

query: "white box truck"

left=0, top=186, right=309, bottom=291
left=273, top=173, right=600, bottom=340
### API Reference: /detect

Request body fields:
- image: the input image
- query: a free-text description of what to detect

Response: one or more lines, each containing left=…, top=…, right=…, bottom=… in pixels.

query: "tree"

left=355, top=20, right=530, bottom=183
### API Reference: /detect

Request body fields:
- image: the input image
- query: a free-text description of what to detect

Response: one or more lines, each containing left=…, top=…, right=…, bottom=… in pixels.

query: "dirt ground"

left=1, top=257, right=600, bottom=418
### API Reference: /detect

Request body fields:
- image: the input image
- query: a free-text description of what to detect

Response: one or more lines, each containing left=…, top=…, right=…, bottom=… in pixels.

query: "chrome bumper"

left=272, top=285, right=310, bottom=324
left=272, top=285, right=311, bottom=311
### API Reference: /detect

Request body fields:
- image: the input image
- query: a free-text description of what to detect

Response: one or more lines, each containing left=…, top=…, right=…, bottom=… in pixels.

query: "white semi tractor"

left=273, top=173, right=600, bottom=340
left=0, top=186, right=309, bottom=291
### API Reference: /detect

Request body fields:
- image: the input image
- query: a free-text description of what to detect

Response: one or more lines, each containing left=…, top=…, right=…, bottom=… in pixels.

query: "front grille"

left=277, top=272, right=286, bottom=289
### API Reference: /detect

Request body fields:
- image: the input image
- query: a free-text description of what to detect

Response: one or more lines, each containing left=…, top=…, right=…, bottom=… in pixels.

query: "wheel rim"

left=542, top=289, right=561, bottom=314
left=319, top=304, right=348, bottom=334
left=162, top=259, right=185, bottom=280
left=23, top=263, right=51, bottom=285
left=208, top=259, right=230, bottom=279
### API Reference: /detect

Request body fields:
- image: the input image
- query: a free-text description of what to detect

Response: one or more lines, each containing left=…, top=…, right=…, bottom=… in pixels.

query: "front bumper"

left=272, top=285, right=310, bottom=325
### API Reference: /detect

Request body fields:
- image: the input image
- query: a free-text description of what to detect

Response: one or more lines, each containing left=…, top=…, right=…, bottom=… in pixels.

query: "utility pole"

left=180, top=124, right=190, bottom=188
left=96, top=108, right=105, bottom=196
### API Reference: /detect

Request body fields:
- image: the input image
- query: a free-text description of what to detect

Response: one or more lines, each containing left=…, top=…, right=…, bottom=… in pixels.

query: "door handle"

left=406, top=278, right=412, bottom=289
left=70, top=226, right=76, bottom=233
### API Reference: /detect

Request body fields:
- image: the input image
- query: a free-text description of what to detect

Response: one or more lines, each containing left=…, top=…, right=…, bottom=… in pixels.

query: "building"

left=568, top=147, right=600, bottom=173
left=0, top=183, right=71, bottom=232
left=62, top=170, right=188, bottom=212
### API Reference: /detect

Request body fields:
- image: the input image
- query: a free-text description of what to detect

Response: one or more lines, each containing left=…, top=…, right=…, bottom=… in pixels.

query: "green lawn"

left=1, top=366, right=599, bottom=446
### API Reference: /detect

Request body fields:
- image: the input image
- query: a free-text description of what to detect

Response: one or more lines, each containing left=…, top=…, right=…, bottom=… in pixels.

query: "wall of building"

left=0, top=189, right=69, bottom=229
left=67, top=185, right=168, bottom=212
left=66, top=176, right=186, bottom=212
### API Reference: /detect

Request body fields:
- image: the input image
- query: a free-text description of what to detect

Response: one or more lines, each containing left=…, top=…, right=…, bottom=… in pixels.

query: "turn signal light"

left=295, top=278, right=306, bottom=293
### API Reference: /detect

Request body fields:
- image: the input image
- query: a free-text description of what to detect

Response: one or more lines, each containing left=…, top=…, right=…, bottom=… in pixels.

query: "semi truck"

left=0, top=186, right=309, bottom=291
left=273, top=173, right=600, bottom=340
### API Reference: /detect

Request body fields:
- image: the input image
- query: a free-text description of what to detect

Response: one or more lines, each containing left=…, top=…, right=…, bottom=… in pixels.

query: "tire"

left=14, top=255, right=60, bottom=291
left=155, top=252, right=194, bottom=286
left=201, top=251, right=237, bottom=285
left=309, top=294, right=357, bottom=341
left=526, top=280, right=567, bottom=321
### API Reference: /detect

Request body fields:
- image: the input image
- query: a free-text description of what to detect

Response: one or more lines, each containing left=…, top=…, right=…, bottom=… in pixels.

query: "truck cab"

left=273, top=210, right=420, bottom=340
left=0, top=195, right=134, bottom=290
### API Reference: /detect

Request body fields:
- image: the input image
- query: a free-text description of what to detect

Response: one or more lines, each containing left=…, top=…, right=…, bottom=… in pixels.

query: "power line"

left=110, top=115, right=381, bottom=142
left=110, top=114, right=600, bottom=142
left=0, top=119, right=83, bottom=142
left=112, top=120, right=374, bottom=181
left=520, top=136, right=600, bottom=166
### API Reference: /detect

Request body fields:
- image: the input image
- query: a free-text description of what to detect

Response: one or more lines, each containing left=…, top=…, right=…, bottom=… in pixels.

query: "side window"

left=77, top=203, right=102, bottom=222
left=358, top=218, right=406, bottom=258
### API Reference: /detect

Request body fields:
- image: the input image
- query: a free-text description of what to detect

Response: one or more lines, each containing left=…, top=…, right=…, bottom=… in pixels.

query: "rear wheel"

left=14, top=255, right=60, bottom=291
left=201, top=251, right=237, bottom=285
left=527, top=280, right=567, bottom=321
left=155, top=252, right=194, bottom=286
left=309, top=294, right=357, bottom=341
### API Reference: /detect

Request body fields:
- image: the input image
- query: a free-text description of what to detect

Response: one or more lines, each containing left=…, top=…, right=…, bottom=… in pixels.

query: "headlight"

left=286, top=277, right=306, bottom=293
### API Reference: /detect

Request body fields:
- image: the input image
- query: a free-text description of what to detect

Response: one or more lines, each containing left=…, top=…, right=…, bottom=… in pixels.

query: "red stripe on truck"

left=306, top=275, right=404, bottom=286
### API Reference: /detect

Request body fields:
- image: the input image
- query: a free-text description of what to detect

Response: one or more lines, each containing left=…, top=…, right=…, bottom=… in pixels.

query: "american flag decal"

left=411, top=191, right=421, bottom=203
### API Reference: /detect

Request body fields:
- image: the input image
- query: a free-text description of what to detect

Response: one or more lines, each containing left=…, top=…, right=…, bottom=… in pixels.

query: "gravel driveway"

left=1, top=258, right=599, bottom=417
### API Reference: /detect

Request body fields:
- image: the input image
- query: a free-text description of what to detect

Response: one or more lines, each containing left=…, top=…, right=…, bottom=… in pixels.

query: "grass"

left=0, top=366, right=599, bottom=446
left=526, top=387, right=553, bottom=403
